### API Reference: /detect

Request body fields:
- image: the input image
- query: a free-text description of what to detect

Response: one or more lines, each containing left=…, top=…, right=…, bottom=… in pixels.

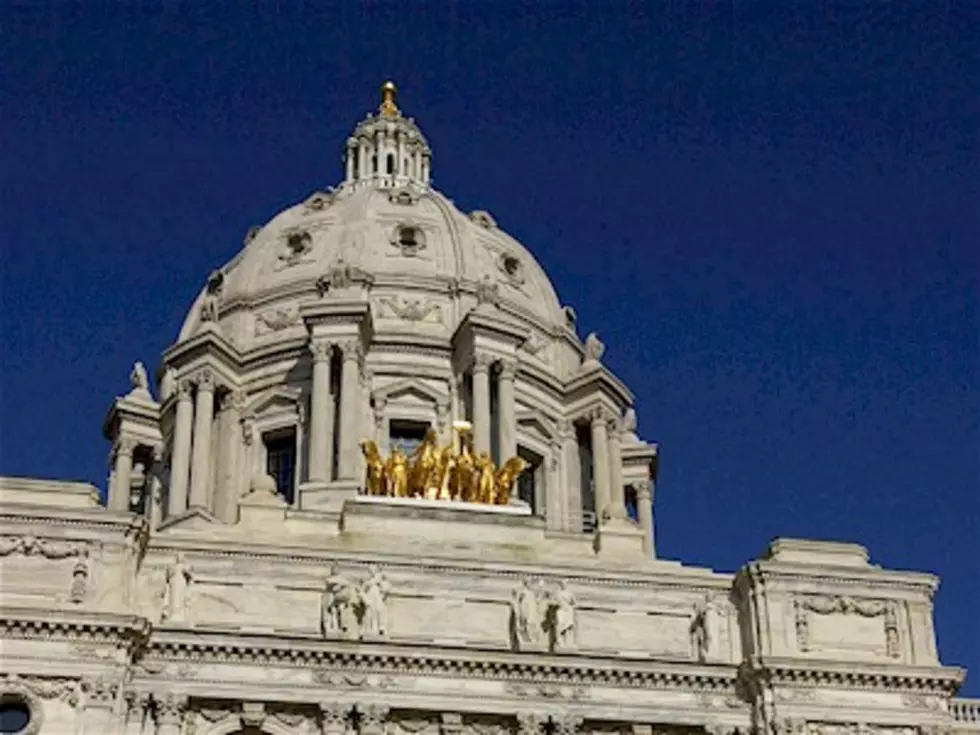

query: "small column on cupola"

left=102, top=362, right=163, bottom=517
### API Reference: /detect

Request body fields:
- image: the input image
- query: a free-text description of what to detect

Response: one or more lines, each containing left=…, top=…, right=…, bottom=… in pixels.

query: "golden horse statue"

left=358, top=422, right=528, bottom=506
left=360, top=440, right=387, bottom=496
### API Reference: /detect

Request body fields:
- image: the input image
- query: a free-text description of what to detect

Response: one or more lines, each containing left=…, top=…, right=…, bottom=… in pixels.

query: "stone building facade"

left=0, top=83, right=975, bottom=735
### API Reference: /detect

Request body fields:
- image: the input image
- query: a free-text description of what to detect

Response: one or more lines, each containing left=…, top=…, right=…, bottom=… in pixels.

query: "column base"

left=298, top=479, right=361, bottom=512
left=593, top=518, right=647, bottom=559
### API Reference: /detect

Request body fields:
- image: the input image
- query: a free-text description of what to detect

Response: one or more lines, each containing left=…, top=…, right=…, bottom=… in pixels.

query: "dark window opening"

left=503, top=255, right=521, bottom=277
left=386, top=153, right=395, bottom=174
left=0, top=696, right=31, bottom=734
left=577, top=422, right=595, bottom=531
left=371, top=155, right=378, bottom=173
left=398, top=226, right=419, bottom=248
left=625, top=484, right=639, bottom=522
left=517, top=446, right=543, bottom=513
left=265, top=431, right=296, bottom=505
left=489, top=366, right=500, bottom=464
left=389, top=419, right=429, bottom=457
left=330, top=349, right=342, bottom=480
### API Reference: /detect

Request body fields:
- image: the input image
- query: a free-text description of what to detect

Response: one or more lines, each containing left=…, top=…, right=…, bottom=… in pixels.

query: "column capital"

left=358, top=703, right=390, bottom=730
left=310, top=338, right=335, bottom=362
left=219, top=388, right=247, bottom=413
left=498, top=359, right=518, bottom=380
left=319, top=701, right=352, bottom=729
left=80, top=676, right=117, bottom=707
left=340, top=339, right=363, bottom=362
left=194, top=367, right=216, bottom=391
left=471, top=351, right=494, bottom=373
left=587, top=405, right=613, bottom=426
left=552, top=715, right=584, bottom=735
left=634, top=479, right=653, bottom=500
left=176, top=379, right=195, bottom=400
left=115, top=436, right=138, bottom=456
left=517, top=713, right=546, bottom=735
left=154, top=692, right=188, bottom=727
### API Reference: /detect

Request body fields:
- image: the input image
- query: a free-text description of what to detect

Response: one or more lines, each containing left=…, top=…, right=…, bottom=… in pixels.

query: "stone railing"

left=952, top=697, right=980, bottom=729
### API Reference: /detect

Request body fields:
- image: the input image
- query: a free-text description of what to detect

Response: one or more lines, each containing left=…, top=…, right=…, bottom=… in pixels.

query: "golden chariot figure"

left=359, top=421, right=528, bottom=507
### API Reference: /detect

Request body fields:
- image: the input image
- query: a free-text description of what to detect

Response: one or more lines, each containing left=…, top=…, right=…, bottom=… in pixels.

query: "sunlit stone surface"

left=0, top=83, right=974, bottom=735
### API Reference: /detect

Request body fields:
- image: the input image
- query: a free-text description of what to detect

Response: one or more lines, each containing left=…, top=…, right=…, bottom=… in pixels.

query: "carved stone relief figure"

left=691, top=594, right=723, bottom=661
left=510, top=577, right=544, bottom=650
left=360, top=565, right=391, bottom=639
left=475, top=275, right=500, bottom=307
left=277, top=228, right=314, bottom=268
left=162, top=558, right=190, bottom=623
left=68, top=555, right=89, bottom=604
left=545, top=580, right=577, bottom=652
left=321, top=564, right=361, bottom=640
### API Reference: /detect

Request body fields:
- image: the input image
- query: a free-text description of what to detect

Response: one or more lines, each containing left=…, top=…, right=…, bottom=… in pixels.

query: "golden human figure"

left=451, top=428, right=476, bottom=501
left=409, top=428, right=440, bottom=498
left=434, top=445, right=455, bottom=500
left=379, top=80, right=400, bottom=118
left=385, top=448, right=409, bottom=498
left=473, top=452, right=496, bottom=504
left=360, top=440, right=387, bottom=496
left=494, top=456, right=529, bottom=505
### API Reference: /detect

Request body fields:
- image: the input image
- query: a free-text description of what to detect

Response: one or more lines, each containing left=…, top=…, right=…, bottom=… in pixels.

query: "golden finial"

left=379, top=80, right=400, bottom=118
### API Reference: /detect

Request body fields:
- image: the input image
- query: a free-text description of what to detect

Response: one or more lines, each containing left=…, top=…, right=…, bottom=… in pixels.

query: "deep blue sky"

left=1, top=4, right=977, bottom=690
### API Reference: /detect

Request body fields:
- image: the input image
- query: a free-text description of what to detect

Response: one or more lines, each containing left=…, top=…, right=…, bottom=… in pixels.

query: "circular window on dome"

left=498, top=253, right=525, bottom=285
left=0, top=692, right=34, bottom=734
left=391, top=224, right=427, bottom=257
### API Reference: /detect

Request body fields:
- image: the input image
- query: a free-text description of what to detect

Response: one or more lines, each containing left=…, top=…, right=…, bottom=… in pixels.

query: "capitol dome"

left=177, top=83, right=567, bottom=348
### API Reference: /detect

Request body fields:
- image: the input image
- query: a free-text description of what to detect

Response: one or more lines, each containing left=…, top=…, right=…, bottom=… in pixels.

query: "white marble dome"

left=177, top=87, right=566, bottom=347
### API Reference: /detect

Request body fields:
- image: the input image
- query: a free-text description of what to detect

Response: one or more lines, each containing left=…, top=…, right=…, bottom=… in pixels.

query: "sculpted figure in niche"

left=360, top=566, right=391, bottom=639
left=361, top=440, right=387, bottom=496
left=547, top=580, right=577, bottom=652
left=322, top=564, right=360, bottom=640
left=510, top=577, right=544, bottom=649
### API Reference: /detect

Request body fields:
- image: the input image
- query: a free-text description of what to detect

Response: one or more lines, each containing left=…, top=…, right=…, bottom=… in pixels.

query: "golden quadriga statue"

left=360, top=424, right=527, bottom=506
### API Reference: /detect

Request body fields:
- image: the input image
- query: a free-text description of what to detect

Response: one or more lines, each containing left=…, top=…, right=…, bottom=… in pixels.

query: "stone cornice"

left=744, top=656, right=965, bottom=695
left=564, top=364, right=634, bottom=407
left=142, top=629, right=742, bottom=692
left=736, top=560, right=941, bottom=597
left=0, top=606, right=150, bottom=648
left=0, top=507, right=146, bottom=535
left=163, top=326, right=242, bottom=375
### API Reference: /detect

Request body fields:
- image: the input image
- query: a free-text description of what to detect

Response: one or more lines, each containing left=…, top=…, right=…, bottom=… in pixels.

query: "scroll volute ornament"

left=360, top=422, right=527, bottom=505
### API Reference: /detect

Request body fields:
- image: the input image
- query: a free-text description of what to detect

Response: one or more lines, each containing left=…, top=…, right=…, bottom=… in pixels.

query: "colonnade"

left=307, top=338, right=362, bottom=483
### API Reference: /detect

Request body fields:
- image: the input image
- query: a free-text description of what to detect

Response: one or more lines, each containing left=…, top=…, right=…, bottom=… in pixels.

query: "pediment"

left=374, top=377, right=447, bottom=408
left=246, top=386, right=303, bottom=417
left=516, top=407, right=555, bottom=443
left=156, top=506, right=220, bottom=533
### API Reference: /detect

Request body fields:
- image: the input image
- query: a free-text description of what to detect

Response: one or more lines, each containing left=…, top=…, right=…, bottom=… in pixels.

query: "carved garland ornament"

left=794, top=595, right=900, bottom=656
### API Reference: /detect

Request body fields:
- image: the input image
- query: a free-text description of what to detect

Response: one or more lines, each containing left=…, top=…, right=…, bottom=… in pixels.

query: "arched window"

left=386, top=154, right=395, bottom=174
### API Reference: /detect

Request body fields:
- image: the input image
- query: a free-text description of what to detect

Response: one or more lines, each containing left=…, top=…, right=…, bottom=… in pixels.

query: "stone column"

left=498, top=360, right=517, bottom=461
left=109, top=437, right=136, bottom=512
left=320, top=703, right=351, bottom=735
left=308, top=340, right=333, bottom=483
left=546, top=441, right=563, bottom=530
left=472, top=353, right=492, bottom=454
left=589, top=408, right=611, bottom=523
left=168, top=380, right=194, bottom=516
left=148, top=448, right=164, bottom=531
left=559, top=419, right=582, bottom=532
left=214, top=390, right=244, bottom=522
left=188, top=369, right=215, bottom=509
left=636, top=480, right=655, bottom=556
left=345, top=143, right=355, bottom=181
left=606, top=418, right=626, bottom=519
left=337, top=340, right=362, bottom=480
left=153, top=693, right=188, bottom=735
